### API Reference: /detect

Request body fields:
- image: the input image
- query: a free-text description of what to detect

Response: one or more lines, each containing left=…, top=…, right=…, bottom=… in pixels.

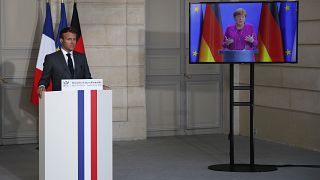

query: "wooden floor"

left=1, top=134, right=320, bottom=180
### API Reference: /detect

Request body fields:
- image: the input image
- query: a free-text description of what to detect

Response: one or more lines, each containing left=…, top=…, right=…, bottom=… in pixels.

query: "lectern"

left=39, top=90, right=112, bottom=180
left=218, top=49, right=257, bottom=62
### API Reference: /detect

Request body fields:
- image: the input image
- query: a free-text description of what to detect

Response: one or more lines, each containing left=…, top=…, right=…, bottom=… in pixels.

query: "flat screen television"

left=189, top=1, right=298, bottom=63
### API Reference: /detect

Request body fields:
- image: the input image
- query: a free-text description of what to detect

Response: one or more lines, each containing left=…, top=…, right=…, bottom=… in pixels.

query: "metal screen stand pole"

left=250, top=64, right=255, bottom=167
left=208, top=63, right=277, bottom=172
left=229, top=64, right=235, bottom=167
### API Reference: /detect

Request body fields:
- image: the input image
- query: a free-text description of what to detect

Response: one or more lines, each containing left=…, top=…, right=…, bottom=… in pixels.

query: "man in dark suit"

left=38, top=27, right=92, bottom=97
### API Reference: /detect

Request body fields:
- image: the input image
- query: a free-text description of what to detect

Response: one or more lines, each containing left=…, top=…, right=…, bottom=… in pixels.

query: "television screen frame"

left=189, top=1, right=299, bottom=64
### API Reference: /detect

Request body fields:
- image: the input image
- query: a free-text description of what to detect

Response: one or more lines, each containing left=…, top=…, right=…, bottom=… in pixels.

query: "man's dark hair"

left=59, top=27, right=78, bottom=39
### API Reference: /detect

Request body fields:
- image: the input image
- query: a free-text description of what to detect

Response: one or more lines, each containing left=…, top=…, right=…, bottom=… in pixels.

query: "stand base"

left=208, top=164, right=277, bottom=172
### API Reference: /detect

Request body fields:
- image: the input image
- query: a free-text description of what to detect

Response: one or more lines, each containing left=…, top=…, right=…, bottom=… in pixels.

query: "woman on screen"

left=223, top=8, right=258, bottom=50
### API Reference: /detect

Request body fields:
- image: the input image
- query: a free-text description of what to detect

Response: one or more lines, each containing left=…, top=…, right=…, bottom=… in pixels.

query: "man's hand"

left=38, top=86, right=46, bottom=98
left=103, top=85, right=111, bottom=90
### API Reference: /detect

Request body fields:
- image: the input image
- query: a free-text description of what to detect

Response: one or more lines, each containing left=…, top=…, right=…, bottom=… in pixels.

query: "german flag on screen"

left=257, top=2, right=285, bottom=62
left=198, top=4, right=223, bottom=62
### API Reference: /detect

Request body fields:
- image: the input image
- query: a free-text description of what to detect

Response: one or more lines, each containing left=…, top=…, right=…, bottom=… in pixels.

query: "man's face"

left=60, top=32, right=76, bottom=52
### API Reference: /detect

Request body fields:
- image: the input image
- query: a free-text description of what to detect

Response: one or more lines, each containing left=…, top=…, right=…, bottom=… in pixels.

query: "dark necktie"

left=66, top=53, right=74, bottom=78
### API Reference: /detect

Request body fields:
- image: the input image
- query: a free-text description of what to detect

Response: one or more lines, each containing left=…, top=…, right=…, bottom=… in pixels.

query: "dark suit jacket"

left=38, top=50, right=92, bottom=91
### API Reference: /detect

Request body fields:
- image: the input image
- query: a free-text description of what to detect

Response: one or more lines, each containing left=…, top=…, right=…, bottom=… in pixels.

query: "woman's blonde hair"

left=233, top=8, right=247, bottom=17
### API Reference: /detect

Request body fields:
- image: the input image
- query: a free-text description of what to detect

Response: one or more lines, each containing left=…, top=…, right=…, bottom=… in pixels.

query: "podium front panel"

left=39, top=90, right=112, bottom=180
left=219, top=50, right=257, bottom=62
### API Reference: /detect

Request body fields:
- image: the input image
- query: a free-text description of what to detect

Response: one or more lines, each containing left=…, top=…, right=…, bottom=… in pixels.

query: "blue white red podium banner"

left=39, top=90, right=112, bottom=180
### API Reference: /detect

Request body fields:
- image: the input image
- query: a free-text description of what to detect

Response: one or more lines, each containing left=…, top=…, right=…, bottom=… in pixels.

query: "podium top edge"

left=44, top=90, right=112, bottom=94
left=218, top=49, right=258, bottom=54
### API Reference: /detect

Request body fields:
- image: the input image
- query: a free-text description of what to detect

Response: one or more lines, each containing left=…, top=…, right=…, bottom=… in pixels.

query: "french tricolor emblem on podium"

left=40, top=90, right=112, bottom=180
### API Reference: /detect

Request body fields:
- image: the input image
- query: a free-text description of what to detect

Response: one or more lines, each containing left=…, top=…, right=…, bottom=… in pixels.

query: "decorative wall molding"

left=146, top=79, right=181, bottom=131
left=1, top=0, right=43, bottom=49
left=146, top=54, right=180, bottom=75
left=186, top=80, right=222, bottom=129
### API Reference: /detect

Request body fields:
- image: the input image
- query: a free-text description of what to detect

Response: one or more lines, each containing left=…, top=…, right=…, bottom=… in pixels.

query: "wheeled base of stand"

left=208, top=164, right=277, bottom=172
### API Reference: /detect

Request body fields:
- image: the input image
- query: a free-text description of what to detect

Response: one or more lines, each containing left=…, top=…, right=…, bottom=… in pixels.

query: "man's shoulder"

left=46, top=50, right=62, bottom=58
left=73, top=51, right=85, bottom=57
left=73, top=51, right=86, bottom=60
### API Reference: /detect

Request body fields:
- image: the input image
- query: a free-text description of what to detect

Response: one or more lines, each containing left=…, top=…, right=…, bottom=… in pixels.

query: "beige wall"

left=239, top=1, right=320, bottom=151
left=3, top=0, right=320, bottom=149
left=0, top=0, right=146, bottom=144
left=72, top=0, right=147, bottom=140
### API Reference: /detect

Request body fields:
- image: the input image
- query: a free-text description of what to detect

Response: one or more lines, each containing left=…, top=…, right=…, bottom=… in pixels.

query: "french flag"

left=40, top=90, right=112, bottom=180
left=55, top=1, right=67, bottom=50
left=31, top=2, right=55, bottom=105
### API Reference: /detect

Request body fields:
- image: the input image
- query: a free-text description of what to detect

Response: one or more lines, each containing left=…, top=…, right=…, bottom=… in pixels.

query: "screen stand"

left=208, top=64, right=277, bottom=172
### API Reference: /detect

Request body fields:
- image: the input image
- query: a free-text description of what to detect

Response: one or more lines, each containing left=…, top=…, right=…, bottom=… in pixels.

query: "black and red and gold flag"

left=71, top=2, right=85, bottom=54
left=198, top=4, right=223, bottom=62
left=257, top=3, right=284, bottom=62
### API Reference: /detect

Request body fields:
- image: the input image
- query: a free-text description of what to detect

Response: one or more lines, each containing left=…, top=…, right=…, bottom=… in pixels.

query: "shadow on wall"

left=0, top=62, right=21, bottom=145
left=23, top=2, right=44, bottom=138
left=0, top=4, right=42, bottom=145
left=0, top=62, right=38, bottom=145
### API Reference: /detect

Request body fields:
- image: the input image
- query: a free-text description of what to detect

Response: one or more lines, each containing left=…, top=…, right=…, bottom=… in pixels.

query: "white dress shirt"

left=61, top=48, right=75, bottom=69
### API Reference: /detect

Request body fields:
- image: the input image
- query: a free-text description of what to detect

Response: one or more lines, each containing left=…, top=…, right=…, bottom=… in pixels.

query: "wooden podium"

left=39, top=90, right=112, bottom=180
